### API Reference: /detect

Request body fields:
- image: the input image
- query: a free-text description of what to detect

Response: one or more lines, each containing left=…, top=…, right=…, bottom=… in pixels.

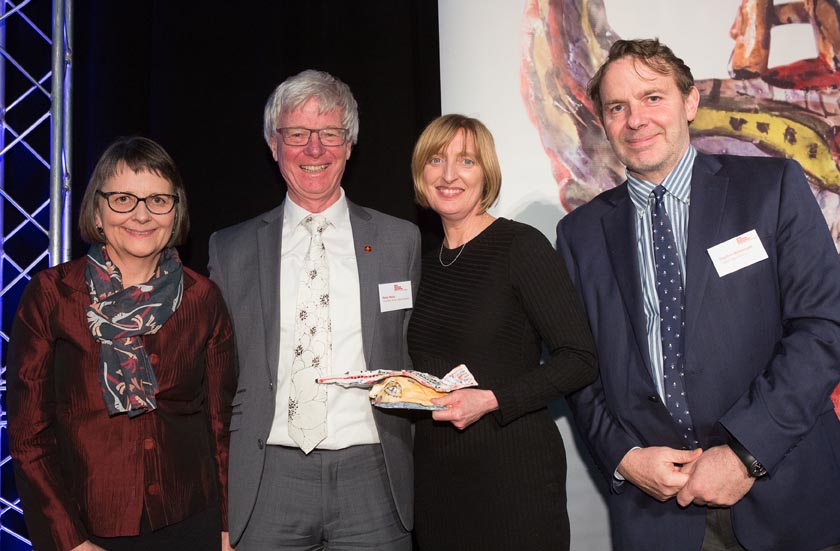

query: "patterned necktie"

left=288, top=214, right=331, bottom=453
left=651, top=186, right=698, bottom=448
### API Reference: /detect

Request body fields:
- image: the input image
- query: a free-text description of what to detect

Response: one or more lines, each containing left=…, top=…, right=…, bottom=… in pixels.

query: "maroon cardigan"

left=8, top=256, right=236, bottom=551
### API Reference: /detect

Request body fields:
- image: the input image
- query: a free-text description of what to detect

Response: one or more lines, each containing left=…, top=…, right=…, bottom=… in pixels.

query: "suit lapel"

left=348, top=201, right=377, bottom=366
left=257, top=204, right=285, bottom=386
left=685, top=155, right=728, bottom=339
left=602, top=186, right=654, bottom=378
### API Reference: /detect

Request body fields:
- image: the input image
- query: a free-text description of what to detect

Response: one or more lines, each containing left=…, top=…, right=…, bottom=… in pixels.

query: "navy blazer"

left=557, top=153, right=840, bottom=550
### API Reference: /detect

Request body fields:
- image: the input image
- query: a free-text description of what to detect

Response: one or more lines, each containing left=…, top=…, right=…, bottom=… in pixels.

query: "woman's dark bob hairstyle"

left=78, top=136, right=190, bottom=246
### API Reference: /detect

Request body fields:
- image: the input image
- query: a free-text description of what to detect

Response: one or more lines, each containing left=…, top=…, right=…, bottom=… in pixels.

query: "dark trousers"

left=88, top=501, right=220, bottom=551
left=702, top=507, right=840, bottom=551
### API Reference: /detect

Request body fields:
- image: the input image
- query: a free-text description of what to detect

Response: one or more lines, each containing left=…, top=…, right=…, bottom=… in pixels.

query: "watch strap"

left=728, top=437, right=767, bottom=478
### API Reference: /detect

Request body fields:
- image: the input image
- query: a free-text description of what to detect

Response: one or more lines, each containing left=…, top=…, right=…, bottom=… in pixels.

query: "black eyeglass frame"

left=275, top=127, right=350, bottom=146
left=97, top=190, right=180, bottom=214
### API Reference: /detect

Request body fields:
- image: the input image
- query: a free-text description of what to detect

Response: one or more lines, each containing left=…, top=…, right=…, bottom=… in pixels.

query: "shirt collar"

left=627, top=145, right=696, bottom=212
left=283, top=188, right=349, bottom=230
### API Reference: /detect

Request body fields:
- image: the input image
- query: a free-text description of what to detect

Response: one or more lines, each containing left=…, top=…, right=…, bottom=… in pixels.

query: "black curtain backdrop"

left=73, top=1, right=442, bottom=274
left=1, top=4, right=439, bottom=546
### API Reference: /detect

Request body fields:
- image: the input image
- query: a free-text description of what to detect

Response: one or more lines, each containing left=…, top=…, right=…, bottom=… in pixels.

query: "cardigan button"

left=147, top=483, right=159, bottom=495
left=149, top=353, right=159, bottom=365
left=258, top=438, right=265, bottom=450
left=143, top=438, right=155, bottom=450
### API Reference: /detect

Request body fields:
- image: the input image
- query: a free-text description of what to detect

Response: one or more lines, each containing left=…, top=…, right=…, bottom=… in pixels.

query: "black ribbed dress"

left=407, top=218, right=598, bottom=551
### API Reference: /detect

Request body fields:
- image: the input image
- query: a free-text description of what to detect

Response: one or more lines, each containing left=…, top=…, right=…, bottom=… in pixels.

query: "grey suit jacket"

left=208, top=198, right=421, bottom=545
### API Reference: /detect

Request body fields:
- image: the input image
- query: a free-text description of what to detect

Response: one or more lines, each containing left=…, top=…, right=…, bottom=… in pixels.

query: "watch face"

left=751, top=462, right=768, bottom=477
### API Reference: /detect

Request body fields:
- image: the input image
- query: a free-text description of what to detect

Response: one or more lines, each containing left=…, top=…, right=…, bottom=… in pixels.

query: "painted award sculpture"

left=318, top=364, right=478, bottom=410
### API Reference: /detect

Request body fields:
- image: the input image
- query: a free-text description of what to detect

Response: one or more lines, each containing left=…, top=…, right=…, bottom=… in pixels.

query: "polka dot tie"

left=288, top=214, right=331, bottom=453
left=651, top=187, right=698, bottom=448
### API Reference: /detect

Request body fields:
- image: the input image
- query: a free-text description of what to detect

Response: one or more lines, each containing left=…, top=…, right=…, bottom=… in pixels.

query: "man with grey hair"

left=209, top=69, right=418, bottom=550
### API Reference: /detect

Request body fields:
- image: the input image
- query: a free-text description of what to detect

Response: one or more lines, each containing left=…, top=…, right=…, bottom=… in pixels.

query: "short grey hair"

left=263, top=69, right=359, bottom=147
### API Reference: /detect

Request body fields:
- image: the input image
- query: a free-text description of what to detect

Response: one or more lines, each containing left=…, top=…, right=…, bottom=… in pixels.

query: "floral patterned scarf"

left=85, top=244, right=184, bottom=417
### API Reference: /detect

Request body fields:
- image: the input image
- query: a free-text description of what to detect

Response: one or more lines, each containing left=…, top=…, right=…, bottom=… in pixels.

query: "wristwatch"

left=728, top=437, right=767, bottom=478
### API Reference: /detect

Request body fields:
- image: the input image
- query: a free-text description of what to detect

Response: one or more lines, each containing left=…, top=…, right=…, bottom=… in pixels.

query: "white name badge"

left=378, top=281, right=413, bottom=312
left=707, top=229, right=768, bottom=277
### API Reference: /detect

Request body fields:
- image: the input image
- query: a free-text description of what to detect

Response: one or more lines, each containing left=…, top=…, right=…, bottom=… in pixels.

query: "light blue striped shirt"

left=626, top=146, right=696, bottom=400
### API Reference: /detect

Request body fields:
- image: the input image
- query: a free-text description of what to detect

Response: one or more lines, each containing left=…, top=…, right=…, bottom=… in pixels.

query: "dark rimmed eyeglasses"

left=276, top=127, right=349, bottom=147
left=97, top=191, right=179, bottom=214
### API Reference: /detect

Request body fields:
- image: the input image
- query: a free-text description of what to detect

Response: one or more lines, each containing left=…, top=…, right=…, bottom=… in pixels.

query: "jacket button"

left=149, top=353, right=159, bottom=365
left=648, top=395, right=659, bottom=403
left=143, top=438, right=155, bottom=450
left=258, top=438, right=264, bottom=449
left=147, top=484, right=159, bottom=495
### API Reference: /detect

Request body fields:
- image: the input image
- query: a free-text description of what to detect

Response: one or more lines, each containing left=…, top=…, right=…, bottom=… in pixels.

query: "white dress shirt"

left=267, top=190, right=380, bottom=448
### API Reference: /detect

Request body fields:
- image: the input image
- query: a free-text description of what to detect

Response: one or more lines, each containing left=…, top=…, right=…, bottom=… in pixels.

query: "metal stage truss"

left=0, top=1, right=72, bottom=549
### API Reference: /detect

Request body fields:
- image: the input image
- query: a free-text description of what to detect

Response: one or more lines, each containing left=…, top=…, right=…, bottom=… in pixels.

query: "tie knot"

left=302, top=214, right=329, bottom=236
left=652, top=185, right=668, bottom=202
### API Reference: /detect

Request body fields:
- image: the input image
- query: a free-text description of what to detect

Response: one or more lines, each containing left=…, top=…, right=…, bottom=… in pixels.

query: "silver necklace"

left=438, top=241, right=467, bottom=267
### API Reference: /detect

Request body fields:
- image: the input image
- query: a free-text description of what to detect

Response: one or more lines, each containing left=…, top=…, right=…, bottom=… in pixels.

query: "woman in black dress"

left=407, top=114, right=598, bottom=550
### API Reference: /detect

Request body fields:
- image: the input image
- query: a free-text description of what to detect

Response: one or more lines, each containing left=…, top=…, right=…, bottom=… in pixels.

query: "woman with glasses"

left=407, top=115, right=598, bottom=550
left=7, top=137, right=236, bottom=551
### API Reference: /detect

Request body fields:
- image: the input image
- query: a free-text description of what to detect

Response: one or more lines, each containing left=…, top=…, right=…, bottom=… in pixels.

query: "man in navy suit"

left=557, top=38, right=840, bottom=550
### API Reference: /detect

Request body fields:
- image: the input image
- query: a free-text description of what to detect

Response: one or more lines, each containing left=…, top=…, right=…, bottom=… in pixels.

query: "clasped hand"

left=617, top=445, right=755, bottom=507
